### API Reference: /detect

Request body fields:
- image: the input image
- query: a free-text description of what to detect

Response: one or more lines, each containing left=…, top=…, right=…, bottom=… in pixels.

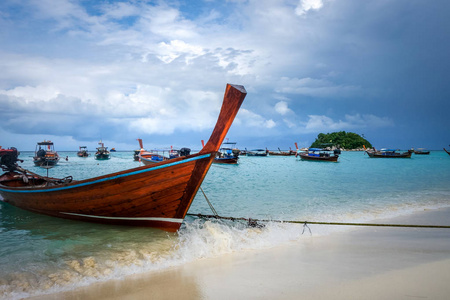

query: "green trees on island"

left=310, top=131, right=372, bottom=149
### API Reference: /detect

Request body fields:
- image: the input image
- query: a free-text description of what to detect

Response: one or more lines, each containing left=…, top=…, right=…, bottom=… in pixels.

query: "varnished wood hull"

left=0, top=84, right=247, bottom=231
left=0, top=154, right=213, bottom=231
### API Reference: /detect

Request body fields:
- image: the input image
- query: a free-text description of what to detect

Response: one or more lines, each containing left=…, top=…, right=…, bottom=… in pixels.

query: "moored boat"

left=33, top=141, right=60, bottom=167
left=0, top=84, right=247, bottom=232
left=213, top=141, right=240, bottom=164
left=77, top=146, right=89, bottom=157
left=266, top=148, right=291, bottom=156
left=95, top=141, right=110, bottom=160
left=246, top=148, right=268, bottom=156
left=136, top=139, right=185, bottom=165
left=296, top=148, right=339, bottom=162
left=412, top=148, right=430, bottom=155
left=364, top=146, right=412, bottom=158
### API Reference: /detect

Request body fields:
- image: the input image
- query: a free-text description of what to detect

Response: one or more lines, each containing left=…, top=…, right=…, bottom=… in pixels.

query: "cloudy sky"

left=1, top=0, right=449, bottom=151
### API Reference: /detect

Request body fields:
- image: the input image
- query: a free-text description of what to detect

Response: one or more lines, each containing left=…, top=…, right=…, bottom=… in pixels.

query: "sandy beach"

left=31, top=207, right=450, bottom=300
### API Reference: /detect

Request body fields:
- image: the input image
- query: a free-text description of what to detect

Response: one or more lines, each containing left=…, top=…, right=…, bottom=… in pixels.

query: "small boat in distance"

left=33, top=141, right=60, bottom=167
left=77, top=146, right=89, bottom=157
left=136, top=139, right=185, bottom=165
left=412, top=148, right=430, bottom=155
left=0, top=84, right=246, bottom=232
left=364, top=146, right=412, bottom=158
left=266, top=148, right=291, bottom=156
left=95, top=141, right=110, bottom=160
left=296, top=148, right=339, bottom=162
left=211, top=140, right=240, bottom=164
left=110, top=148, right=117, bottom=152
left=246, top=149, right=268, bottom=156
left=135, top=138, right=162, bottom=164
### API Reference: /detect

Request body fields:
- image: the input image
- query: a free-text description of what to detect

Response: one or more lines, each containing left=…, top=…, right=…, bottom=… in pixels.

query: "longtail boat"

left=206, top=140, right=240, bottom=164
left=77, top=146, right=89, bottom=157
left=266, top=148, right=291, bottom=156
left=296, top=148, right=339, bottom=162
left=364, top=146, right=412, bottom=158
left=246, top=148, right=268, bottom=156
left=137, top=139, right=186, bottom=165
left=412, top=148, right=430, bottom=155
left=0, top=84, right=246, bottom=232
left=33, top=141, right=60, bottom=166
left=95, top=141, right=110, bottom=160
left=136, top=138, right=168, bottom=165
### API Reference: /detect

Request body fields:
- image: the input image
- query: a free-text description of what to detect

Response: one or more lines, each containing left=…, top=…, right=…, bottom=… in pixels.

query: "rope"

left=199, top=187, right=219, bottom=217
left=186, top=213, right=450, bottom=229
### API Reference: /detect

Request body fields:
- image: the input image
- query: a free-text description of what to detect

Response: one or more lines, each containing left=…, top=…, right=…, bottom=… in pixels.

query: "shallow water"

left=1, top=151, right=449, bottom=299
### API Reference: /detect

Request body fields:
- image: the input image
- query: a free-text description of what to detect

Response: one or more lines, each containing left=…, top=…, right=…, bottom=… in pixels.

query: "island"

left=310, top=131, right=372, bottom=151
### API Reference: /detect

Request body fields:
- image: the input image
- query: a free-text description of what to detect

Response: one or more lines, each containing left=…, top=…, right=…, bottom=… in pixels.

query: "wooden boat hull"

left=298, top=153, right=339, bottom=162
left=0, top=84, right=247, bottom=232
left=0, top=154, right=213, bottom=231
left=33, top=157, right=60, bottom=166
left=95, top=153, right=110, bottom=160
left=247, top=153, right=267, bottom=156
left=213, top=157, right=238, bottom=164
left=139, top=155, right=169, bottom=165
left=366, top=151, right=412, bottom=158
left=268, top=152, right=290, bottom=156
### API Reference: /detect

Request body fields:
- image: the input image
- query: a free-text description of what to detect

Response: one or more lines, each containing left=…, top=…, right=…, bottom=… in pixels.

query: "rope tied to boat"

left=195, top=188, right=450, bottom=231
left=199, top=187, right=219, bottom=217
left=187, top=213, right=450, bottom=232
left=302, top=222, right=312, bottom=235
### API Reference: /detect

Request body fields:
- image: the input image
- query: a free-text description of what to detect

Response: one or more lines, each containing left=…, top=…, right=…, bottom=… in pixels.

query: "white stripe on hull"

left=60, top=212, right=184, bottom=223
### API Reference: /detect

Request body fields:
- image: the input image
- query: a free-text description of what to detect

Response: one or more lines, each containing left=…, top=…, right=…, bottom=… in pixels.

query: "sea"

left=1, top=150, right=449, bottom=299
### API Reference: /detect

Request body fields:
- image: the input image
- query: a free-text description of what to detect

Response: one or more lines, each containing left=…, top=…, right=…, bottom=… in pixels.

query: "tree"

left=310, top=131, right=372, bottom=149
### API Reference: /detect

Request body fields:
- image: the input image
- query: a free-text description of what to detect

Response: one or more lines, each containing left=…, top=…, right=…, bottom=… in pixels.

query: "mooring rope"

left=186, top=213, right=450, bottom=229
left=199, top=187, right=219, bottom=217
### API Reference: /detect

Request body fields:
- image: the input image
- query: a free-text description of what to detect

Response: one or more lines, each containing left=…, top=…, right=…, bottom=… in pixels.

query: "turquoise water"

left=1, top=151, right=449, bottom=299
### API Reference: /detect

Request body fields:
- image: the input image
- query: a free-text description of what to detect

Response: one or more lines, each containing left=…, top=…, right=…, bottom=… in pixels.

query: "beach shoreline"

left=29, top=207, right=450, bottom=300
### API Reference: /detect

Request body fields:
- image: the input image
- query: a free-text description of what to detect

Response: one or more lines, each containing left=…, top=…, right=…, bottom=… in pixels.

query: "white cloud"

left=274, top=101, right=293, bottom=115
left=295, top=0, right=324, bottom=16
left=238, top=109, right=277, bottom=129
left=154, top=40, right=205, bottom=64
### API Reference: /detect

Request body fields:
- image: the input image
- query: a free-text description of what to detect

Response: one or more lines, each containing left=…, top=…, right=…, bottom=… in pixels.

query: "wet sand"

left=31, top=207, right=450, bottom=300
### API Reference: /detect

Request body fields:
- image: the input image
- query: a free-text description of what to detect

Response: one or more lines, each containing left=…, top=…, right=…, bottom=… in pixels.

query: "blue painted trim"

left=0, top=154, right=211, bottom=194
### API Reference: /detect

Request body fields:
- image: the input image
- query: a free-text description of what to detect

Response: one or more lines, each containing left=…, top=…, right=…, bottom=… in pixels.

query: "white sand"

left=31, top=208, right=450, bottom=300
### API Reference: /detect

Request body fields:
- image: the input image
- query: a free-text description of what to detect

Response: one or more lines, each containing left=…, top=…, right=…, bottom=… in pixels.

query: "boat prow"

left=0, top=84, right=247, bottom=232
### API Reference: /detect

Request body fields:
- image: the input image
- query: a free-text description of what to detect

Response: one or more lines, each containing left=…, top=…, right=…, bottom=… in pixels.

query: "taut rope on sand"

left=186, top=213, right=450, bottom=230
